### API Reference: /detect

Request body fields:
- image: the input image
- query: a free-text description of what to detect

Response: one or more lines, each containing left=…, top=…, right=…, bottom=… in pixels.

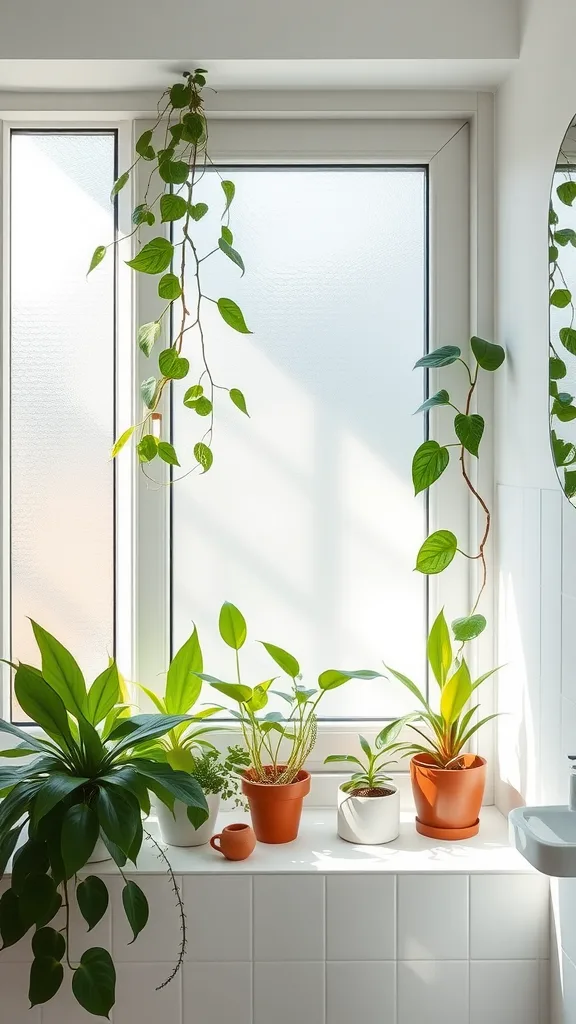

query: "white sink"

left=509, top=805, right=576, bottom=876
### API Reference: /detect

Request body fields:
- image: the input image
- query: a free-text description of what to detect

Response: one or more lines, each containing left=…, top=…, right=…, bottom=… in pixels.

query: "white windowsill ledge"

left=55, top=806, right=533, bottom=875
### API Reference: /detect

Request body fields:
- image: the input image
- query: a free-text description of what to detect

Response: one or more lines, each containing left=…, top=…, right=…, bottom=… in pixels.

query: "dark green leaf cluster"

left=549, top=178, right=576, bottom=501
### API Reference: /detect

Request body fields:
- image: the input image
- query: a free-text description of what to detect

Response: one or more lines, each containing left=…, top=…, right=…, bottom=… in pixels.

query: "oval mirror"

left=550, top=116, right=576, bottom=501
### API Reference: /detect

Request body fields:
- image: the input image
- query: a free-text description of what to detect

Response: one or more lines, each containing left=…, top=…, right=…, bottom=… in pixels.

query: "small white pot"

left=337, top=783, right=400, bottom=845
left=87, top=836, right=112, bottom=864
left=156, top=793, right=220, bottom=847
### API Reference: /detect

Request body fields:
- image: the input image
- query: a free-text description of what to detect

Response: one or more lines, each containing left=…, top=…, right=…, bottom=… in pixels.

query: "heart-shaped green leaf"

left=454, top=413, right=484, bottom=456
left=135, top=130, right=155, bottom=161
left=217, top=297, right=251, bottom=334
left=158, top=274, right=181, bottom=301
left=170, top=82, right=192, bottom=108
left=182, top=112, right=205, bottom=144
left=189, top=202, right=208, bottom=221
left=230, top=388, right=249, bottom=416
left=557, top=180, right=576, bottom=206
left=551, top=288, right=572, bottom=308
left=415, top=531, right=458, bottom=574
left=158, top=348, right=189, bottom=380
left=76, top=876, right=109, bottom=932
left=560, top=328, right=576, bottom=354
left=550, top=357, right=567, bottom=379
left=29, top=955, right=64, bottom=1006
left=122, top=881, right=149, bottom=944
left=470, top=337, right=505, bottom=372
left=414, top=390, right=450, bottom=414
left=127, top=238, right=174, bottom=275
left=140, top=377, right=157, bottom=409
left=72, top=947, right=116, bottom=1018
left=194, top=442, right=213, bottom=473
left=132, top=204, right=155, bottom=226
left=218, top=238, right=245, bottom=275
left=158, top=441, right=180, bottom=466
left=554, top=227, right=576, bottom=246
left=184, top=384, right=203, bottom=406
left=160, top=194, right=188, bottom=222
left=412, top=440, right=449, bottom=494
left=159, top=160, right=189, bottom=185
left=451, top=614, right=487, bottom=642
left=137, top=434, right=159, bottom=463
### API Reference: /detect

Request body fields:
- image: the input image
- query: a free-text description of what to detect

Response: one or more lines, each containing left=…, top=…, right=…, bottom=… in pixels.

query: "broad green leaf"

left=140, top=377, right=157, bottom=409
left=221, top=226, right=233, bottom=244
left=127, top=237, right=174, bottom=275
left=440, top=660, right=472, bottom=725
left=137, top=434, right=158, bottom=463
left=166, top=626, right=203, bottom=714
left=557, top=180, right=576, bottom=206
left=158, top=347, right=189, bottom=380
left=217, top=297, right=252, bottom=334
left=0, top=824, right=24, bottom=880
left=218, top=238, right=245, bottom=275
left=96, top=786, right=140, bottom=856
left=452, top=614, right=487, bottom=642
left=260, top=641, right=300, bottom=678
left=470, top=336, right=505, bottom=372
left=86, top=662, right=120, bottom=725
left=32, top=926, right=65, bottom=960
left=11, top=838, right=49, bottom=893
left=110, top=172, right=129, bottom=200
left=0, top=718, right=51, bottom=753
left=412, top=440, right=449, bottom=495
left=375, top=718, right=405, bottom=749
left=427, top=609, right=452, bottom=687
left=138, top=321, right=161, bottom=357
left=415, top=530, right=458, bottom=574
left=554, top=400, right=576, bottom=422
left=550, top=244, right=559, bottom=262
left=132, top=203, right=155, bottom=226
left=221, top=180, right=235, bottom=215
left=135, top=682, right=166, bottom=714
left=20, top=874, right=57, bottom=927
left=219, top=602, right=247, bottom=649
left=122, top=881, right=149, bottom=943
left=61, top=803, right=99, bottom=878
left=159, top=159, right=189, bottom=185
left=184, top=384, right=203, bottom=405
left=318, top=668, right=382, bottom=691
left=100, top=832, right=127, bottom=868
left=550, top=357, right=567, bottom=379
left=560, top=327, right=576, bottom=354
left=551, top=288, right=572, bottom=308
left=324, top=754, right=364, bottom=767
left=166, top=747, right=195, bottom=773
left=111, top=426, right=135, bottom=458
left=77, top=876, right=109, bottom=932
left=194, top=442, right=213, bottom=473
left=414, top=346, right=460, bottom=368
left=72, top=947, right=116, bottom=1018
left=187, top=396, right=212, bottom=416
left=31, top=620, right=86, bottom=718
left=454, top=413, right=484, bottom=456
left=108, top=714, right=198, bottom=756
left=555, top=227, right=576, bottom=246
left=158, top=273, right=182, bottom=301
left=229, top=388, right=249, bottom=416
left=565, top=470, right=576, bottom=498
left=182, top=112, right=205, bottom=144
left=130, top=761, right=207, bottom=814
left=29, top=955, right=64, bottom=1007
left=33, top=775, right=89, bottom=825
left=209, top=681, right=253, bottom=703
left=0, top=780, right=43, bottom=834
left=160, top=194, right=188, bottom=222
left=170, top=82, right=192, bottom=108
left=414, top=389, right=450, bottom=414
left=135, top=129, right=155, bottom=160
left=0, top=888, right=29, bottom=948
left=14, top=663, right=74, bottom=746
left=158, top=441, right=180, bottom=466
left=358, top=735, right=372, bottom=760
left=100, top=766, right=151, bottom=817
left=88, top=246, right=106, bottom=275
left=189, top=202, right=208, bottom=221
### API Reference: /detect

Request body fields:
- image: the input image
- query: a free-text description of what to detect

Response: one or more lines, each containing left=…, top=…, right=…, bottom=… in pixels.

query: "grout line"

left=395, top=873, right=399, bottom=1024
left=468, top=873, right=471, bottom=1024
left=323, top=875, right=327, bottom=1024
left=251, top=874, right=255, bottom=1024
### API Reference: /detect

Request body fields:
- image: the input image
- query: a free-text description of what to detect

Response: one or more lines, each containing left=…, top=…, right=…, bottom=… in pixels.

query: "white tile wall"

left=254, top=874, right=324, bottom=961
left=327, top=961, right=396, bottom=1024
left=184, top=962, right=252, bottom=1024
left=326, top=875, right=396, bottom=960
left=254, top=962, right=325, bottom=1024
left=184, top=875, right=252, bottom=961
left=0, top=963, right=41, bottom=1024
left=397, top=961, right=469, bottom=1024
left=397, top=874, right=468, bottom=960
left=469, top=960, right=541, bottom=1024
left=470, top=873, right=550, bottom=959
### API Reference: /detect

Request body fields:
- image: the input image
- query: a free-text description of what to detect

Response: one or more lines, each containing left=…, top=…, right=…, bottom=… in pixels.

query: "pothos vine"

left=88, top=69, right=251, bottom=480
left=549, top=146, right=576, bottom=501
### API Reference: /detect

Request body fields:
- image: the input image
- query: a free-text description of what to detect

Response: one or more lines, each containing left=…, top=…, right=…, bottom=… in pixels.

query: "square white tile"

left=470, top=960, right=540, bottom=1024
left=326, top=875, right=396, bottom=960
left=184, top=875, right=252, bottom=961
left=562, top=596, right=576, bottom=703
left=398, top=874, right=468, bottom=960
left=184, top=962, right=251, bottom=1024
left=254, top=875, right=324, bottom=961
left=254, top=962, right=324, bottom=1024
left=111, top=873, right=184, bottom=963
left=397, top=961, right=469, bottom=1024
left=470, top=874, right=550, bottom=959
left=114, top=962, right=181, bottom=1023
left=0, top=963, right=40, bottom=1024
left=327, top=961, right=395, bottom=1024
left=557, top=878, right=576, bottom=967
left=559, top=953, right=576, bottom=1024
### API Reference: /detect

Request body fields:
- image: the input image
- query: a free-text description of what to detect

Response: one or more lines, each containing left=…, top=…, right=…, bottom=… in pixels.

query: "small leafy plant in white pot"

left=155, top=747, right=249, bottom=847
left=326, top=721, right=403, bottom=845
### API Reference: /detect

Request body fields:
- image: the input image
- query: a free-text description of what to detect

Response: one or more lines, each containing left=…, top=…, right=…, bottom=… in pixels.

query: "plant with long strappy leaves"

left=88, top=68, right=251, bottom=480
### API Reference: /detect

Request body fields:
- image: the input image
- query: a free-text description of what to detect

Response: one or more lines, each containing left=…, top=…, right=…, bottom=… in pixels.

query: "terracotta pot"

left=210, top=823, right=256, bottom=861
left=241, top=768, right=311, bottom=844
left=410, top=753, right=487, bottom=840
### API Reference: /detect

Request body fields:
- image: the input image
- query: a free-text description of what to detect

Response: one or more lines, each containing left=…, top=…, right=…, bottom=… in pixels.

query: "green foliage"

left=0, top=626, right=208, bottom=1015
left=188, top=747, right=250, bottom=807
left=550, top=169, right=576, bottom=504
left=412, top=441, right=449, bottom=495
left=325, top=722, right=404, bottom=793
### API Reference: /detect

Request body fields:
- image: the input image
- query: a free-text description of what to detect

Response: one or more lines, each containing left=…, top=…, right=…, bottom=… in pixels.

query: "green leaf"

left=221, top=180, right=235, bottom=215
left=138, top=320, right=161, bottom=356
left=96, top=786, right=140, bottom=856
left=86, top=662, right=120, bottom=725
left=427, top=610, right=452, bottom=687
left=132, top=204, right=155, bottom=227
left=375, top=718, right=405, bottom=749
left=109, top=714, right=197, bottom=755
left=209, top=680, right=253, bottom=703
left=358, top=735, right=372, bottom=761
left=440, top=659, right=472, bottom=725
left=318, top=668, right=382, bottom=691
left=416, top=530, right=458, bottom=574
left=470, top=336, right=505, bottom=372
left=221, top=226, right=233, bottom=245
left=33, top=775, right=89, bottom=825
left=550, top=204, right=559, bottom=225
left=551, top=288, right=572, bottom=308
left=550, top=357, right=567, bottom=379
left=88, top=246, right=106, bottom=275
left=137, top=434, right=158, bottom=463
left=158, top=273, right=182, bottom=301
left=110, top=172, right=129, bottom=201
left=184, top=384, right=203, bottom=406
left=194, top=442, right=213, bottom=473
left=20, top=874, right=58, bottom=927
left=550, top=245, right=559, bottom=262
left=131, top=761, right=207, bottom=816
left=190, top=396, right=213, bottom=416
left=414, top=346, right=461, bottom=368
left=218, top=238, right=245, bottom=275
left=324, top=754, right=364, bottom=767
left=32, top=926, right=65, bottom=961
left=217, top=297, right=252, bottom=334
left=414, top=390, right=450, bottom=414
left=111, top=425, right=135, bottom=458
left=14, top=662, right=74, bottom=745
left=135, top=130, right=155, bottom=161
left=158, top=347, right=189, bottom=380
left=170, top=81, right=192, bottom=107
left=158, top=441, right=180, bottom=466
left=182, top=112, right=205, bottom=144
left=565, top=470, right=576, bottom=499
left=260, top=642, right=300, bottom=678
left=0, top=824, right=24, bottom=880
left=452, top=614, right=487, bottom=642
left=0, top=888, right=29, bottom=948
left=159, top=159, right=189, bottom=185
left=166, top=626, right=203, bottom=714
left=555, top=228, right=576, bottom=246
left=72, top=947, right=116, bottom=1019
left=189, top=202, right=208, bottom=221
left=29, top=955, right=64, bottom=1007
left=219, top=602, right=247, bottom=649
left=140, top=377, right=157, bottom=409
left=31, top=620, right=86, bottom=718
left=557, top=180, right=576, bottom=206
left=560, top=327, right=576, bottom=354
left=229, top=388, right=249, bottom=416
left=553, top=400, right=576, bottom=422
left=122, top=881, right=149, bottom=944
left=412, top=440, right=449, bottom=495
left=0, top=719, right=51, bottom=753
left=552, top=433, right=576, bottom=467
left=127, top=237, right=174, bottom=275
left=76, top=876, right=109, bottom=932
left=11, top=838, right=49, bottom=893
left=454, top=413, right=485, bottom=456
left=61, top=803, right=99, bottom=879
left=159, top=194, right=187, bottom=224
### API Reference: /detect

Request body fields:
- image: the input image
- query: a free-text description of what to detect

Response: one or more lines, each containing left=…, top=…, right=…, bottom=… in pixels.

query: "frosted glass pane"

left=172, top=168, right=426, bottom=718
left=11, top=133, right=115, bottom=714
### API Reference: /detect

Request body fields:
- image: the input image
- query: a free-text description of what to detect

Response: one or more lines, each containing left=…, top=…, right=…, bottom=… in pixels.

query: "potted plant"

left=324, top=721, right=403, bottom=844
left=199, top=602, right=383, bottom=844
left=155, top=747, right=250, bottom=847
left=0, top=622, right=208, bottom=1017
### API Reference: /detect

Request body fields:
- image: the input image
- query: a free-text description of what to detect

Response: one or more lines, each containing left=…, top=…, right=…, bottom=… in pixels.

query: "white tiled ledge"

left=54, top=805, right=534, bottom=875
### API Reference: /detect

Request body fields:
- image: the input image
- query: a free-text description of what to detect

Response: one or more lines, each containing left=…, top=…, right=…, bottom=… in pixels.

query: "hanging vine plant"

left=88, top=69, right=251, bottom=479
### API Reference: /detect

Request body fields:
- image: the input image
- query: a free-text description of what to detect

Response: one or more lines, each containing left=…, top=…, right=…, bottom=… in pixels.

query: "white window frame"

left=0, top=99, right=496, bottom=798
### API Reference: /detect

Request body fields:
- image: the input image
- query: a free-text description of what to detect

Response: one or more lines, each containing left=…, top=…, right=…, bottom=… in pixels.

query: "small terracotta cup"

left=210, top=823, right=256, bottom=861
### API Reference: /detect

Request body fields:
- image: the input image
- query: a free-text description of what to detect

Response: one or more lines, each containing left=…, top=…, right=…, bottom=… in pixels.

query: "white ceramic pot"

left=87, top=836, right=112, bottom=864
left=156, top=793, right=220, bottom=847
left=337, top=783, right=400, bottom=845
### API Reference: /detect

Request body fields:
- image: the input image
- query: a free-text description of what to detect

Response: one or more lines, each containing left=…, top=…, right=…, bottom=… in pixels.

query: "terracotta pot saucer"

left=415, top=817, right=480, bottom=840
